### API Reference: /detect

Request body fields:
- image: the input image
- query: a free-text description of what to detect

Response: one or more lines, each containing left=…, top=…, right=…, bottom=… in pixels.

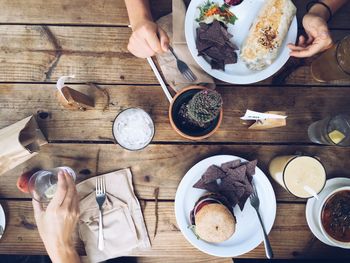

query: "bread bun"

left=195, top=203, right=236, bottom=243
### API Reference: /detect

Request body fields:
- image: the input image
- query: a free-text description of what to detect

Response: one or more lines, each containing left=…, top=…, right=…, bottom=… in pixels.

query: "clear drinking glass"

left=112, top=108, right=155, bottom=151
left=311, top=35, right=350, bottom=82
left=28, top=167, right=76, bottom=202
left=308, top=114, right=350, bottom=146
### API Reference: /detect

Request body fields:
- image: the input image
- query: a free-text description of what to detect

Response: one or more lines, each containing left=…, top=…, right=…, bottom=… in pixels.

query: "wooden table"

left=0, top=0, right=350, bottom=262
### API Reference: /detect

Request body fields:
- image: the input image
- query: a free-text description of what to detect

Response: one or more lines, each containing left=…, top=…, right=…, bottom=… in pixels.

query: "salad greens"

left=196, top=1, right=238, bottom=25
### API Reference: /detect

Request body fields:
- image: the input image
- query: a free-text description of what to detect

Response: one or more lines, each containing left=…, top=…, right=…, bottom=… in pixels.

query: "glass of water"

left=28, top=167, right=76, bottom=202
left=308, top=114, right=350, bottom=146
left=311, top=35, right=350, bottom=82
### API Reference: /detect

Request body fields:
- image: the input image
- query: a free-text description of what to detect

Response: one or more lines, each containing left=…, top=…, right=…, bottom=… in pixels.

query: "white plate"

left=185, top=0, right=298, bottom=84
left=0, top=203, right=5, bottom=240
left=306, top=177, right=350, bottom=247
left=175, top=155, right=276, bottom=257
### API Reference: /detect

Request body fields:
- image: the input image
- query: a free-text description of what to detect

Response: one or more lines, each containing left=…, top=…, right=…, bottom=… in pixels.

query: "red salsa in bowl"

left=321, top=190, right=350, bottom=243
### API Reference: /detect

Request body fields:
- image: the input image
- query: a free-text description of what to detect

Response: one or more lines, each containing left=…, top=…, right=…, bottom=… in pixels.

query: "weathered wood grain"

left=1, top=84, right=350, bottom=143
left=0, top=25, right=349, bottom=84
left=0, top=0, right=349, bottom=29
left=1, top=143, right=349, bottom=201
left=0, top=0, right=170, bottom=25
left=0, top=25, right=153, bottom=83
left=0, top=201, right=349, bottom=258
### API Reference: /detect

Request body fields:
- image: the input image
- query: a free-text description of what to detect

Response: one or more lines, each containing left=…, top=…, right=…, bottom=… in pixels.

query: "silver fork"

left=95, top=176, right=106, bottom=251
left=250, top=185, right=274, bottom=259
left=168, top=45, right=197, bottom=82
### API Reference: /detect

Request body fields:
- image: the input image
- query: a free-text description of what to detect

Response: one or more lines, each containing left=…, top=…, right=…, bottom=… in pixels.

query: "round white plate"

left=0, top=203, right=5, bottom=240
left=185, top=0, right=298, bottom=84
left=175, top=155, right=276, bottom=257
left=305, top=177, right=350, bottom=247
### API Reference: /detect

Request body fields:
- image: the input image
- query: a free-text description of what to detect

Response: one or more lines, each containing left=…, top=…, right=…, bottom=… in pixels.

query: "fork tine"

left=97, top=177, right=101, bottom=194
left=250, top=191, right=255, bottom=199
left=186, top=70, right=196, bottom=82
left=182, top=71, right=188, bottom=80
left=252, top=184, right=258, bottom=194
left=183, top=72, right=190, bottom=81
left=95, top=177, right=98, bottom=194
left=184, top=71, right=193, bottom=82
left=189, top=70, right=197, bottom=81
left=185, top=71, right=192, bottom=81
left=102, top=176, right=106, bottom=194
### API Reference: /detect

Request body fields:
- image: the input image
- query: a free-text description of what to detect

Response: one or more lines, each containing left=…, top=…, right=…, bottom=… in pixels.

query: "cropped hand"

left=33, top=171, right=80, bottom=263
left=288, top=13, right=333, bottom=58
left=128, top=19, right=169, bottom=58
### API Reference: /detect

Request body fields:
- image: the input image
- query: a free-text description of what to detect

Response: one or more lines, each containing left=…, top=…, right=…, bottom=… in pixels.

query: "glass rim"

left=336, top=35, right=350, bottom=75
left=282, top=156, right=327, bottom=198
left=112, top=107, right=155, bottom=151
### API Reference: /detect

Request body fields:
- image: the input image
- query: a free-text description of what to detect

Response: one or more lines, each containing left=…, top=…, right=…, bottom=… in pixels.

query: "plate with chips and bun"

left=175, top=155, right=276, bottom=257
left=185, top=0, right=298, bottom=84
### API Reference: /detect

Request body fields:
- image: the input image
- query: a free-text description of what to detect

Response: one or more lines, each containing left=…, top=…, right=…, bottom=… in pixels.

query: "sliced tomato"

left=194, top=198, right=221, bottom=216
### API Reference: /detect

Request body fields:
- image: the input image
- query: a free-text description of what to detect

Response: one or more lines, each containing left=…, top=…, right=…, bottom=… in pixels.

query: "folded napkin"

left=77, top=169, right=150, bottom=263
left=156, top=0, right=215, bottom=92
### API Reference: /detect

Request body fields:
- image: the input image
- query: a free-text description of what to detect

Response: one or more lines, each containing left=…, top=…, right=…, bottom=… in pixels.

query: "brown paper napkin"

left=77, top=169, right=151, bottom=263
left=0, top=115, right=47, bottom=175
left=156, top=0, right=215, bottom=92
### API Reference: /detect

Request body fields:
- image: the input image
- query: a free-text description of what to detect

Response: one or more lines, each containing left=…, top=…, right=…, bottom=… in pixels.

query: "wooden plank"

left=1, top=84, right=350, bottom=143
left=0, top=25, right=349, bottom=84
left=0, top=0, right=349, bottom=29
left=0, top=201, right=349, bottom=259
left=0, top=25, right=154, bottom=84
left=1, top=144, right=349, bottom=201
left=0, top=0, right=170, bottom=26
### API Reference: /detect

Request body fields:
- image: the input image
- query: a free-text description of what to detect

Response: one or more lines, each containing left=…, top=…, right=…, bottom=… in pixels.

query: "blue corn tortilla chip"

left=225, top=165, right=247, bottom=183
left=193, top=159, right=257, bottom=211
left=211, top=59, right=225, bottom=70
left=202, top=165, right=226, bottom=184
left=221, top=159, right=241, bottom=172
left=193, top=178, right=220, bottom=193
left=195, top=19, right=238, bottom=71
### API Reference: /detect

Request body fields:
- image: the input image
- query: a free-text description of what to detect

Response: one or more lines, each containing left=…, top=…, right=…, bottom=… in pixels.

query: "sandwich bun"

left=195, top=203, right=236, bottom=243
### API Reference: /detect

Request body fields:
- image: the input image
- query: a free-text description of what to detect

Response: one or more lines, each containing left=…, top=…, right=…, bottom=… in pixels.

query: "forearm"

left=308, top=0, right=349, bottom=21
left=124, top=0, right=153, bottom=27
left=47, top=245, right=81, bottom=263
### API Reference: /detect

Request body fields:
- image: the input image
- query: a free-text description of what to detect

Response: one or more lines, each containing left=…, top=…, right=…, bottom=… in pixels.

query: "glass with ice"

left=28, top=167, right=76, bottom=202
left=308, top=114, right=350, bottom=146
left=113, top=108, right=155, bottom=151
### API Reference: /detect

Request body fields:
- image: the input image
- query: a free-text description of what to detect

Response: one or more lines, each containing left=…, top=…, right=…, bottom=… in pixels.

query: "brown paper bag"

left=0, top=116, right=47, bottom=175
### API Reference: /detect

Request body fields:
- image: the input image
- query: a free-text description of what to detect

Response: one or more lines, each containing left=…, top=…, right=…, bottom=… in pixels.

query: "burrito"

left=240, top=0, right=296, bottom=71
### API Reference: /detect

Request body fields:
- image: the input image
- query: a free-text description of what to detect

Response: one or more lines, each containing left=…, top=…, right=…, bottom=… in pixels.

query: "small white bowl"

left=318, top=186, right=350, bottom=249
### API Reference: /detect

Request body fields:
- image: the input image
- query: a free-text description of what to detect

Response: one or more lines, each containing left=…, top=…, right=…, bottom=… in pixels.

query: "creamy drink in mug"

left=269, top=156, right=326, bottom=198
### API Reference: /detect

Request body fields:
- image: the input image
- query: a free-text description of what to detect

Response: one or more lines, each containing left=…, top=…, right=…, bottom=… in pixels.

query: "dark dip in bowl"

left=321, top=190, right=350, bottom=243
